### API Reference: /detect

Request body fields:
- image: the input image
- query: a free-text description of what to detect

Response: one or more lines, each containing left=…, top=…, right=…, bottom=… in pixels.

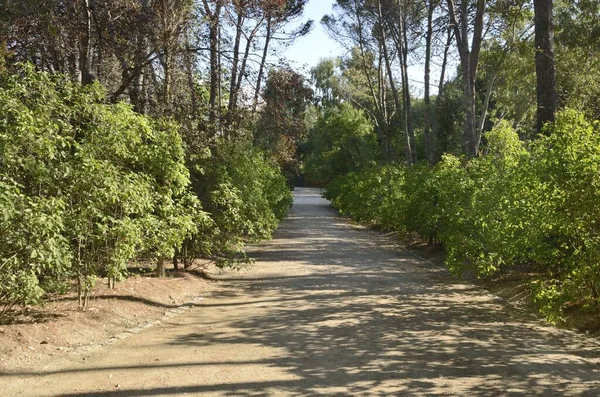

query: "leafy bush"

left=0, top=179, right=70, bottom=316
left=525, top=110, right=600, bottom=319
left=325, top=166, right=405, bottom=229
left=324, top=110, right=600, bottom=322
left=187, top=141, right=293, bottom=266
left=0, top=65, right=206, bottom=310
left=304, top=103, right=377, bottom=184
left=441, top=122, right=530, bottom=277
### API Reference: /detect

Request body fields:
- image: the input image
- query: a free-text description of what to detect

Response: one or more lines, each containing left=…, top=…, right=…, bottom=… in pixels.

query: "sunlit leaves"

left=325, top=110, right=600, bottom=322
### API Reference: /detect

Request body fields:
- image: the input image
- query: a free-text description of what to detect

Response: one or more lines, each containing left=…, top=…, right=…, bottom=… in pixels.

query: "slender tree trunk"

left=156, top=257, right=166, bottom=278
left=534, top=0, right=557, bottom=133
left=173, top=250, right=179, bottom=271
left=447, top=0, right=485, bottom=157
left=182, top=244, right=191, bottom=270
left=76, top=240, right=84, bottom=310
left=206, top=1, right=222, bottom=130
left=185, top=44, right=198, bottom=119
left=423, top=1, right=436, bottom=165
left=130, top=67, right=146, bottom=113
left=80, top=0, right=93, bottom=85
left=159, top=0, right=173, bottom=110
left=253, top=16, right=272, bottom=112
left=77, top=274, right=83, bottom=309
left=462, top=67, right=478, bottom=156
left=216, top=20, right=222, bottom=127
left=227, top=7, right=245, bottom=127
left=236, top=21, right=262, bottom=99
left=438, top=26, right=452, bottom=96
left=399, top=13, right=416, bottom=164
left=378, top=49, right=392, bottom=162
left=432, top=26, right=453, bottom=159
left=477, top=73, right=497, bottom=138
left=163, top=47, right=172, bottom=109
left=377, top=0, right=400, bottom=163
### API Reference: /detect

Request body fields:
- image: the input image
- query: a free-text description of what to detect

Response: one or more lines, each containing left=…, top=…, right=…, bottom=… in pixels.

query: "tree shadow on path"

left=14, top=189, right=600, bottom=396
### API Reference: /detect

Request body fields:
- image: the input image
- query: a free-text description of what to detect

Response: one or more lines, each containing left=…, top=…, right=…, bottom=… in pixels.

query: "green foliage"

left=0, top=179, right=70, bottom=315
left=311, top=58, right=343, bottom=108
left=441, top=122, right=530, bottom=277
left=304, top=103, right=377, bottom=184
left=325, top=166, right=405, bottom=229
left=325, top=110, right=600, bottom=323
left=556, top=0, right=600, bottom=120
left=255, top=67, right=313, bottom=182
left=0, top=65, right=207, bottom=312
left=524, top=110, right=600, bottom=319
left=435, top=80, right=465, bottom=157
left=187, top=140, right=293, bottom=266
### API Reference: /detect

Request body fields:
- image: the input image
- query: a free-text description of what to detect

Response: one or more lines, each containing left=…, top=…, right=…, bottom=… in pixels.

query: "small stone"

left=115, top=384, right=120, bottom=388
left=40, top=340, right=49, bottom=345
left=108, top=374, right=113, bottom=379
left=27, top=346, right=36, bottom=351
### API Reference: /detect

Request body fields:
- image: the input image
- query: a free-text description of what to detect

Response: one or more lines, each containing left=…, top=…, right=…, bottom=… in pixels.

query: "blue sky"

left=282, top=0, right=344, bottom=72
left=279, top=0, right=452, bottom=96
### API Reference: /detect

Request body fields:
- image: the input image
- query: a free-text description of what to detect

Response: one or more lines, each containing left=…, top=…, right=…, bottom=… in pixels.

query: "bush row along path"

left=2, top=188, right=600, bottom=396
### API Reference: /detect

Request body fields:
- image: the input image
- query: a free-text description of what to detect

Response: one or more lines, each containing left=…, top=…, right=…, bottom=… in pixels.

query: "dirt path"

left=2, top=188, right=600, bottom=396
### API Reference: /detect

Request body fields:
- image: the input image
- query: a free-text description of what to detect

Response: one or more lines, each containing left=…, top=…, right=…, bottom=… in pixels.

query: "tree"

left=252, top=0, right=313, bottom=112
left=256, top=67, right=313, bottom=182
left=311, top=58, right=343, bottom=108
left=446, top=0, right=486, bottom=156
left=534, top=0, right=557, bottom=133
left=423, top=0, right=439, bottom=165
left=305, top=103, right=378, bottom=183
left=323, top=0, right=395, bottom=162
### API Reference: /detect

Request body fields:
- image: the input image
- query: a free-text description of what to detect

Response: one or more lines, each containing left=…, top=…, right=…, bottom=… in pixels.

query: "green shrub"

left=304, top=103, right=377, bottom=184
left=324, top=111, right=600, bottom=322
left=441, top=123, right=530, bottom=277
left=326, top=166, right=405, bottom=228
left=0, top=179, right=70, bottom=315
left=187, top=141, right=293, bottom=266
left=0, top=65, right=207, bottom=310
left=525, top=110, right=600, bottom=319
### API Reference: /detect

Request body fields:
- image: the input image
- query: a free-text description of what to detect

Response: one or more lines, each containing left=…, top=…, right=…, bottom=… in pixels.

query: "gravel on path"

left=1, top=188, right=599, bottom=396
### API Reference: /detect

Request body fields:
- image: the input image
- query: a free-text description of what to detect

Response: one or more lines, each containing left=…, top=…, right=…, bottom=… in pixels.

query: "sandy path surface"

left=1, top=188, right=599, bottom=396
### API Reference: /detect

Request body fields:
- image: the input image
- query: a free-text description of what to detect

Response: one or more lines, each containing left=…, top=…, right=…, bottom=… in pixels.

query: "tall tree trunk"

left=163, top=47, right=172, bottom=109
left=534, top=0, right=557, bottom=133
left=236, top=20, right=262, bottom=103
left=205, top=0, right=222, bottom=131
left=227, top=7, right=245, bottom=128
left=253, top=16, right=272, bottom=112
left=185, top=44, right=198, bottom=120
left=160, top=0, right=172, bottom=111
left=462, top=66, right=478, bottom=156
left=377, top=48, right=391, bottom=162
left=128, top=38, right=148, bottom=113
left=431, top=26, right=453, bottom=159
left=377, top=0, right=400, bottom=163
left=477, top=73, right=497, bottom=137
left=447, top=0, right=485, bottom=157
left=437, top=26, right=452, bottom=96
left=423, top=1, right=436, bottom=165
left=399, top=13, right=416, bottom=164
left=80, top=0, right=93, bottom=85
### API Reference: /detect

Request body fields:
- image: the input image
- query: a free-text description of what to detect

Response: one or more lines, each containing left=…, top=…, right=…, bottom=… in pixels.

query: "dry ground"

left=1, top=188, right=599, bottom=396
left=0, top=270, right=214, bottom=372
